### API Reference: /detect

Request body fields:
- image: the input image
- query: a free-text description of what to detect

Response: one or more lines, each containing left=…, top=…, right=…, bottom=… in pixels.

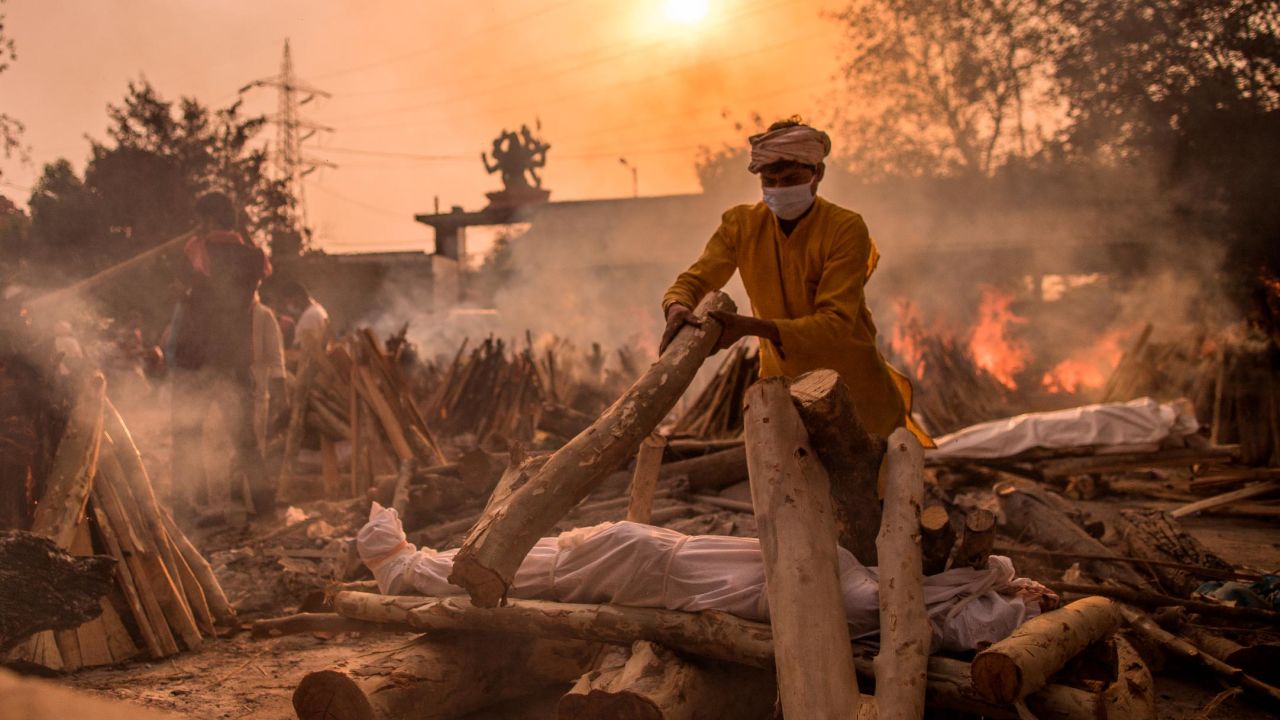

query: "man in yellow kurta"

left=661, top=119, right=925, bottom=441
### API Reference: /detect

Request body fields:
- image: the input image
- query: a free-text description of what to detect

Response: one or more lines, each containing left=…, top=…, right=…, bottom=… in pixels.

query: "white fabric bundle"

left=928, top=396, right=1200, bottom=460
left=357, top=503, right=1053, bottom=652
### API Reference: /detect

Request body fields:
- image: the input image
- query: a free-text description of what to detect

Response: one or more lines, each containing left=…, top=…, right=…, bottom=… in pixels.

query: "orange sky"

left=0, top=0, right=847, bottom=254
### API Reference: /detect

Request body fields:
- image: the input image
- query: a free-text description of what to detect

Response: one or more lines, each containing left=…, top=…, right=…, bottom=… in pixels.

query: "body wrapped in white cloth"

left=358, top=503, right=1055, bottom=652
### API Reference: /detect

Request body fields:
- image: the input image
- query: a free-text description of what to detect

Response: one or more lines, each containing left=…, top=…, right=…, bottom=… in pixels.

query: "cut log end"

left=968, top=654, right=1024, bottom=707
left=446, top=557, right=507, bottom=609
left=293, top=670, right=375, bottom=720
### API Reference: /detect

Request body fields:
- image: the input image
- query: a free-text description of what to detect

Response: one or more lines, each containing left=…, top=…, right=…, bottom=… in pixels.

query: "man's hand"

left=659, top=303, right=699, bottom=356
left=707, top=310, right=782, bottom=353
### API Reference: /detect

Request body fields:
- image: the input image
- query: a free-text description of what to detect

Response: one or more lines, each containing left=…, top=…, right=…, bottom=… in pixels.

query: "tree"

left=0, top=0, right=27, bottom=176
left=27, top=81, right=298, bottom=276
left=832, top=0, right=1056, bottom=178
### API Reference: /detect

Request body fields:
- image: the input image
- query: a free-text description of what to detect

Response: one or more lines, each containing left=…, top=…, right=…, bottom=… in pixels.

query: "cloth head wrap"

left=747, top=124, right=831, bottom=174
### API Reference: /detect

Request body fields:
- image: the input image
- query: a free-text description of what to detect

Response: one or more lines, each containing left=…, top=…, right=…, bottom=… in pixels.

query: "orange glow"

left=664, top=0, right=710, bottom=25
left=967, top=286, right=1030, bottom=389
left=1042, top=328, right=1128, bottom=394
left=888, top=299, right=926, bottom=378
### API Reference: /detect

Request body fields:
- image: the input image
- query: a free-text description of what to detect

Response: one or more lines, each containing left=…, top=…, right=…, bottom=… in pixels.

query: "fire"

left=967, top=286, right=1030, bottom=389
left=1042, top=328, right=1127, bottom=394
left=888, top=300, right=926, bottom=378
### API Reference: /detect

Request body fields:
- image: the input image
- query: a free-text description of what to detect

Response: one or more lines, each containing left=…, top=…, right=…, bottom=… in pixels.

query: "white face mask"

left=762, top=182, right=815, bottom=220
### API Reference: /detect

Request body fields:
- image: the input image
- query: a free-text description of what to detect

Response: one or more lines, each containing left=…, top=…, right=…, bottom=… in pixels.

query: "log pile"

left=669, top=341, right=757, bottom=440
left=3, top=379, right=231, bottom=671
left=883, top=330, right=1014, bottom=436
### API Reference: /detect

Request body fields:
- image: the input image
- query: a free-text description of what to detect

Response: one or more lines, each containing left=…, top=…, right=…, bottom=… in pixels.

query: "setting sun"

left=663, top=0, right=709, bottom=25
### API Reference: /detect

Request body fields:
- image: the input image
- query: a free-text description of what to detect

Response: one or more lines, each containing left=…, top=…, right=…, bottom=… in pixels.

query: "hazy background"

left=0, top=0, right=845, bottom=252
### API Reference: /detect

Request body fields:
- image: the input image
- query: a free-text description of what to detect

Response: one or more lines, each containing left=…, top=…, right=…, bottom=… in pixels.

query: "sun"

left=663, top=0, right=709, bottom=25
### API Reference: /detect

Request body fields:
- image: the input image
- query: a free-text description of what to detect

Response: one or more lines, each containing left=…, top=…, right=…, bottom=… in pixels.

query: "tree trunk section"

left=953, top=509, right=996, bottom=570
left=557, top=640, right=775, bottom=720
left=919, top=505, right=955, bottom=576
left=788, top=369, right=886, bottom=565
left=1116, top=509, right=1232, bottom=596
left=970, top=596, right=1122, bottom=703
left=292, top=632, right=599, bottom=720
left=449, top=292, right=734, bottom=608
left=0, top=531, right=115, bottom=653
left=744, top=377, right=860, bottom=720
left=873, top=429, right=929, bottom=720
left=626, top=435, right=668, bottom=524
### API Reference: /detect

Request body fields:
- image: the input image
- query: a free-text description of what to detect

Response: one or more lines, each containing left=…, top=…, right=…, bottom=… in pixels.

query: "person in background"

left=279, top=280, right=330, bottom=353
left=660, top=117, right=928, bottom=444
left=170, top=191, right=274, bottom=516
left=251, top=295, right=287, bottom=454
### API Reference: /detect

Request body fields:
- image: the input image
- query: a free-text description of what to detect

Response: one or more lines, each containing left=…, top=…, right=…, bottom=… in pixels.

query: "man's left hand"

left=707, top=311, right=780, bottom=352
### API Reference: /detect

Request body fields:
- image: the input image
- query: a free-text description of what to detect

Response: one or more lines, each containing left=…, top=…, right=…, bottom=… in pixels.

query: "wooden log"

left=1102, top=636, right=1156, bottom=720
left=743, top=377, right=860, bottom=719
left=1116, top=509, right=1234, bottom=595
left=1170, top=480, right=1280, bottom=518
left=292, top=632, right=600, bottom=720
left=920, top=505, right=956, bottom=575
left=953, top=509, right=996, bottom=570
left=283, top=351, right=322, bottom=479
left=90, top=503, right=163, bottom=659
left=1121, top=605, right=1280, bottom=705
left=159, top=510, right=236, bottom=625
left=557, top=639, right=776, bottom=720
left=449, top=291, right=735, bottom=607
left=970, top=596, right=1122, bottom=703
left=789, top=369, right=886, bottom=564
left=538, top=402, right=593, bottom=439
left=356, top=365, right=415, bottom=463
left=626, top=434, right=668, bottom=524
left=333, top=593, right=1099, bottom=720
left=1036, top=445, right=1239, bottom=479
left=61, top=520, right=128, bottom=668
left=391, top=458, right=417, bottom=519
left=1045, top=581, right=1280, bottom=624
left=25, top=230, right=194, bottom=315
left=251, top=612, right=404, bottom=638
left=874, top=429, right=929, bottom=720
left=0, top=531, right=115, bottom=653
left=994, top=482, right=1147, bottom=586
left=0, top=667, right=182, bottom=720
left=31, top=376, right=105, bottom=549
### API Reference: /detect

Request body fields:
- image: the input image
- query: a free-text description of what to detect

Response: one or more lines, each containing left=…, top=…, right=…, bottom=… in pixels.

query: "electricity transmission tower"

left=239, top=39, right=335, bottom=242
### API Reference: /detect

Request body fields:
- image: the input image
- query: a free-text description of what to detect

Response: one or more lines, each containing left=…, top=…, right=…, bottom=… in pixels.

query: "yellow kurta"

left=664, top=197, right=927, bottom=441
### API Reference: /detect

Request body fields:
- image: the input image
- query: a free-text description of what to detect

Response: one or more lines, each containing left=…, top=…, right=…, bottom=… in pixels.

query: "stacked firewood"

left=5, top=377, right=232, bottom=671
left=885, top=333, right=1013, bottom=436
left=421, top=337, right=544, bottom=445
left=1103, top=324, right=1279, bottom=465
left=670, top=341, right=758, bottom=439
left=285, top=329, right=447, bottom=500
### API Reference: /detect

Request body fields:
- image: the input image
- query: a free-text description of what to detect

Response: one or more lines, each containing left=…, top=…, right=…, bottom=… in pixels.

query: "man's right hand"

left=659, top=303, right=699, bottom=356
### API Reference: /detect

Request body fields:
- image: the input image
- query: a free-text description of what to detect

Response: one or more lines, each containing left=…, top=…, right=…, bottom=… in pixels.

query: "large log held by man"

left=449, top=291, right=735, bottom=608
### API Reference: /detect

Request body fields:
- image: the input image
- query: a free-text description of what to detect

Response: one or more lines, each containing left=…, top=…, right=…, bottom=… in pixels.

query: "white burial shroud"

left=358, top=504, right=1054, bottom=653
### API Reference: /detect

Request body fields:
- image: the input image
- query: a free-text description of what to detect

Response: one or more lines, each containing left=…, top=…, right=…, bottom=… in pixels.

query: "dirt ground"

left=46, top=493, right=1278, bottom=720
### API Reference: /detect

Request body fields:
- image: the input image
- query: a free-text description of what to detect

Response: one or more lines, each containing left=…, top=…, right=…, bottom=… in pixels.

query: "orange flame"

left=967, top=286, right=1030, bottom=390
left=1041, top=328, right=1127, bottom=394
left=889, top=300, right=926, bottom=378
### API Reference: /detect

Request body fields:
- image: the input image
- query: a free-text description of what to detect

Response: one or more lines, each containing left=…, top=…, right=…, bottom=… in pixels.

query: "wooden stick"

left=971, top=596, right=1121, bottom=703
left=920, top=505, right=956, bottom=575
left=449, top=291, right=735, bottom=607
left=1121, top=605, right=1280, bottom=705
left=626, top=434, right=668, bottom=524
left=993, top=545, right=1259, bottom=582
left=26, top=231, right=194, bottom=314
left=250, top=612, right=405, bottom=638
left=356, top=364, right=414, bottom=463
left=90, top=503, right=164, bottom=658
left=744, top=377, right=860, bottom=719
left=390, top=458, right=417, bottom=519
left=953, top=509, right=996, bottom=570
left=1046, top=581, right=1280, bottom=624
left=159, top=504, right=235, bottom=622
left=1170, top=480, right=1280, bottom=518
left=874, top=428, right=929, bottom=720
left=31, top=376, right=105, bottom=549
